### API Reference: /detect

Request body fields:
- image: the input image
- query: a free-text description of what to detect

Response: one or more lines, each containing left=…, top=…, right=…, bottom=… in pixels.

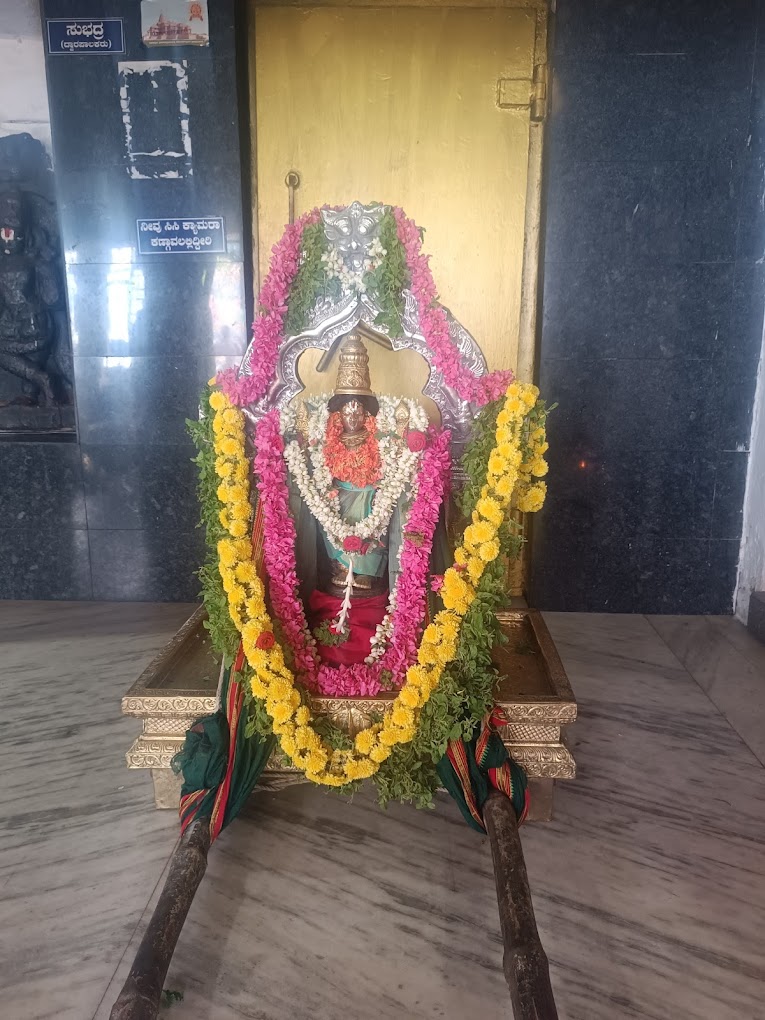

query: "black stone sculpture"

left=0, top=133, right=74, bottom=434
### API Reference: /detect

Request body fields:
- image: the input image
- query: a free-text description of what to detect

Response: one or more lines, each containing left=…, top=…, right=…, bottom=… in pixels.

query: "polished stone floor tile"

left=0, top=602, right=193, bottom=1020
left=3, top=604, right=765, bottom=1020
left=649, top=614, right=765, bottom=766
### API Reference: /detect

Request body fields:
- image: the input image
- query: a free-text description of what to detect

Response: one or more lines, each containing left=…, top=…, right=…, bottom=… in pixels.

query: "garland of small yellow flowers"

left=208, top=382, right=547, bottom=788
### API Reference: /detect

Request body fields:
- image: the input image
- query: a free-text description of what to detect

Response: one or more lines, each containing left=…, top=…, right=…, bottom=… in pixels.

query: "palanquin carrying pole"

left=110, top=805, right=557, bottom=1020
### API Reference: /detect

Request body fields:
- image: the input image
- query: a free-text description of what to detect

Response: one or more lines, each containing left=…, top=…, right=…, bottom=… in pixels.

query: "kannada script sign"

left=46, top=18, right=126, bottom=55
left=136, top=217, right=227, bottom=254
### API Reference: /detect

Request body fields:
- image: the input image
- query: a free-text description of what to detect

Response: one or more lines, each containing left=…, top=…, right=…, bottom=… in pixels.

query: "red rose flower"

left=343, top=535, right=363, bottom=553
left=406, top=430, right=427, bottom=452
left=255, top=631, right=275, bottom=650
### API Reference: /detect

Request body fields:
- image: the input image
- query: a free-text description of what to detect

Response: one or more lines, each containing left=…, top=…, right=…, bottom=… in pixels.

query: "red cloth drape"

left=307, top=589, right=388, bottom=665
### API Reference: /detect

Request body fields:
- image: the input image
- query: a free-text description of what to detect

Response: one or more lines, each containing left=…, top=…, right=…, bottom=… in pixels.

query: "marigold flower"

left=345, top=758, right=375, bottom=780
left=391, top=705, right=415, bottom=729
left=266, top=675, right=291, bottom=700
left=434, top=611, right=460, bottom=640
left=395, top=725, right=416, bottom=743
left=440, top=570, right=474, bottom=612
left=476, top=496, right=503, bottom=526
left=378, top=727, right=401, bottom=747
left=269, top=700, right=294, bottom=724
left=221, top=407, right=242, bottom=427
left=228, top=583, right=246, bottom=605
left=418, top=642, right=439, bottom=665
left=295, top=705, right=311, bottom=726
left=422, top=623, right=440, bottom=644
left=230, top=503, right=251, bottom=527
left=354, top=729, right=376, bottom=755
left=250, top=675, right=268, bottom=699
left=530, top=458, right=548, bottom=477
left=215, top=457, right=234, bottom=478
left=518, top=483, right=546, bottom=514
left=493, top=474, right=515, bottom=499
left=464, top=521, right=494, bottom=547
left=467, top=557, right=484, bottom=584
left=408, top=664, right=438, bottom=692
left=217, top=437, right=238, bottom=457
left=398, top=685, right=422, bottom=708
left=234, top=561, right=257, bottom=583
left=488, top=452, right=508, bottom=476
left=369, top=744, right=391, bottom=763
left=245, top=595, right=266, bottom=618
left=295, top=725, right=320, bottom=751
left=226, top=483, right=249, bottom=505
left=479, top=539, right=500, bottom=563
left=228, top=519, right=248, bottom=538
left=435, top=641, right=457, bottom=665
left=306, top=750, right=328, bottom=773
left=209, top=391, right=228, bottom=411
left=281, top=734, right=297, bottom=758
left=454, top=546, right=468, bottom=566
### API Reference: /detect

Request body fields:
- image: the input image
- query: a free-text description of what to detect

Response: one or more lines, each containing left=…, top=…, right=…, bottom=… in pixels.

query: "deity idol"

left=280, top=332, right=448, bottom=679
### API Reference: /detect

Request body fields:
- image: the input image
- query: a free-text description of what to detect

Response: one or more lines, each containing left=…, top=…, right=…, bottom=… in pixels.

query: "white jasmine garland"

left=283, top=438, right=419, bottom=548
left=279, top=395, right=429, bottom=551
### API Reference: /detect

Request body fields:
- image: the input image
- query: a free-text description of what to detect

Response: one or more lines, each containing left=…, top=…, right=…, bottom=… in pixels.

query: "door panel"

left=252, top=4, right=539, bottom=383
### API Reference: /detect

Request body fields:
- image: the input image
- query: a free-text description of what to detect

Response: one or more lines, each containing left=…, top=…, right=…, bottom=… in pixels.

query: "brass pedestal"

left=122, top=607, right=576, bottom=821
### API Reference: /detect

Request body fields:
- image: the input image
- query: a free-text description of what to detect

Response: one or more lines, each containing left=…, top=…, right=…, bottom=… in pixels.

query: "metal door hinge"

left=496, top=63, right=548, bottom=121
left=531, top=62, right=548, bottom=122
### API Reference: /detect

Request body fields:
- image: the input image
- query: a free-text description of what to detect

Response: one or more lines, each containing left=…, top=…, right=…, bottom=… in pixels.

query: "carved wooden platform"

left=122, top=606, right=576, bottom=819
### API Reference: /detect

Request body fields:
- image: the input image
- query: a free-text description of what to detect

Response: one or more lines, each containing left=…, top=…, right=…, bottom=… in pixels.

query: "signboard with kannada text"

left=136, top=217, right=226, bottom=255
left=46, top=18, right=125, bottom=55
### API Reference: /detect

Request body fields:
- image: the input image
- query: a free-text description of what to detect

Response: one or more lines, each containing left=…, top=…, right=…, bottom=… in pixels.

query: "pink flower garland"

left=218, top=209, right=322, bottom=407
left=253, top=411, right=451, bottom=699
left=254, top=410, right=320, bottom=688
left=392, top=207, right=513, bottom=407
left=376, top=426, right=451, bottom=681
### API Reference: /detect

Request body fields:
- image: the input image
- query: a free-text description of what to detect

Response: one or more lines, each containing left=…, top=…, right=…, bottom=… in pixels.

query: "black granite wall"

left=3, top=2, right=762, bottom=608
left=0, top=0, right=246, bottom=599
left=530, top=0, right=765, bottom=613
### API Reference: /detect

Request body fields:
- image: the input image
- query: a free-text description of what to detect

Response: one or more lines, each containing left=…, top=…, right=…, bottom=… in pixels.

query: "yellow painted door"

left=251, top=3, right=544, bottom=380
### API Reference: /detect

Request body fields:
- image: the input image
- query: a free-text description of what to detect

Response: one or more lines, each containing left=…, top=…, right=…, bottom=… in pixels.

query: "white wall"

left=736, top=331, right=765, bottom=621
left=0, top=0, right=51, bottom=152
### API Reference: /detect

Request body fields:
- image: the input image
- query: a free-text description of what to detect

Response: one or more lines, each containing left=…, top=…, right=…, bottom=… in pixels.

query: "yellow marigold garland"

left=209, top=382, right=547, bottom=788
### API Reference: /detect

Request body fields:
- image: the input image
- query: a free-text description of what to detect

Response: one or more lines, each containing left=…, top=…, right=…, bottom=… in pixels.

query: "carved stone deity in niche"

left=0, top=133, right=73, bottom=429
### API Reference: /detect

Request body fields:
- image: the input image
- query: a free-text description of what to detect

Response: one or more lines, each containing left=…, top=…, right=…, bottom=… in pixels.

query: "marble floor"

left=1, top=604, right=765, bottom=1020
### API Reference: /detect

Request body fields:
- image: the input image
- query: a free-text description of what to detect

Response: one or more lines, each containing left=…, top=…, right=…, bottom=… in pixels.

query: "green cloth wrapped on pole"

left=437, top=710, right=529, bottom=833
left=173, top=662, right=275, bottom=840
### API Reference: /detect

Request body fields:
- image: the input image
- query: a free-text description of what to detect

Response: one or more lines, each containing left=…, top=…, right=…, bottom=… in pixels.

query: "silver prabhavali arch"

left=237, top=201, right=489, bottom=457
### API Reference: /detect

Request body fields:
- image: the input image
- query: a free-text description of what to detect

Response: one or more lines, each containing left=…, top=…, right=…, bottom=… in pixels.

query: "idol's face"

left=340, top=399, right=366, bottom=434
